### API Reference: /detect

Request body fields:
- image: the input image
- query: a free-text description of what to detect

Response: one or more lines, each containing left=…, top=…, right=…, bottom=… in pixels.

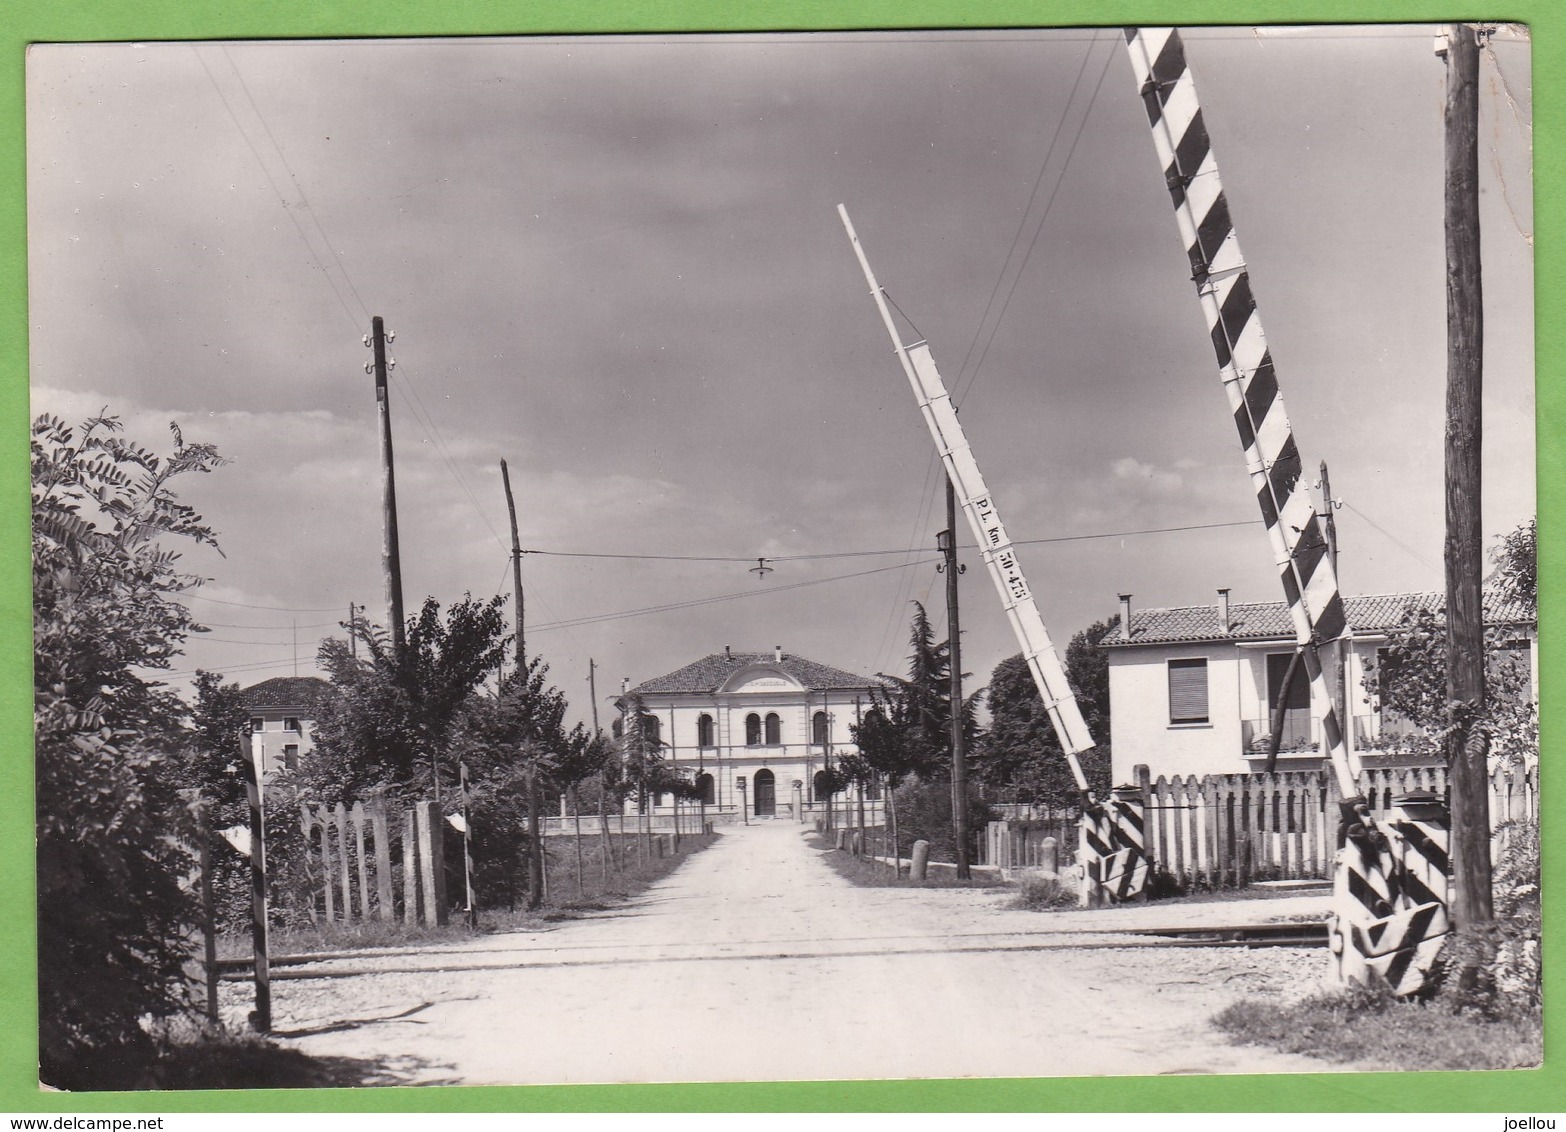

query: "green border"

left=1, top=0, right=1557, bottom=1115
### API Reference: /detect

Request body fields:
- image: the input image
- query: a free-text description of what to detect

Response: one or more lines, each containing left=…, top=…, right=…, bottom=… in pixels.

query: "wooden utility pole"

left=501, top=459, right=526, bottom=667
left=1442, top=22, right=1492, bottom=929
left=942, top=477, right=972, bottom=879
left=499, top=458, right=542, bottom=908
left=1319, top=461, right=1350, bottom=757
left=588, top=659, right=601, bottom=732
left=369, top=316, right=406, bottom=658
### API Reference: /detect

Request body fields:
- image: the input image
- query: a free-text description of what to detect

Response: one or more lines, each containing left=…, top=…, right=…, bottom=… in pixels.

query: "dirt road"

left=263, top=821, right=1345, bottom=1085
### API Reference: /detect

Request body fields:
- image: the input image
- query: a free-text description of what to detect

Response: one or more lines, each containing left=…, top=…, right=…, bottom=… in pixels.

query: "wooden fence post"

left=415, top=800, right=448, bottom=927
left=334, top=802, right=353, bottom=920
left=372, top=802, right=393, bottom=921
left=402, top=805, right=419, bottom=923
left=351, top=802, right=370, bottom=922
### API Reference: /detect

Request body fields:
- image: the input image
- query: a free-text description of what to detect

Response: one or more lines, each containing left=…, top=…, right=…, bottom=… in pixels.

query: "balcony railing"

left=1241, top=713, right=1318, bottom=756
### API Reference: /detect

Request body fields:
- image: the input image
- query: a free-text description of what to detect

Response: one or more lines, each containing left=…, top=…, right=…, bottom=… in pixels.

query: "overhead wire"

left=534, top=558, right=940, bottom=633
left=950, top=30, right=1099, bottom=397
left=1339, top=500, right=1441, bottom=573
left=956, top=35, right=1118, bottom=406
left=521, top=519, right=1259, bottom=562
left=202, top=45, right=512, bottom=563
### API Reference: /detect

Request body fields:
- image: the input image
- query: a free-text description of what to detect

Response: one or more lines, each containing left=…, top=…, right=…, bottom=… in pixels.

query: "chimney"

left=1118, top=594, right=1133, bottom=640
left=774, top=644, right=783, bottom=663
left=725, top=644, right=732, bottom=661
left=1217, top=588, right=1231, bottom=632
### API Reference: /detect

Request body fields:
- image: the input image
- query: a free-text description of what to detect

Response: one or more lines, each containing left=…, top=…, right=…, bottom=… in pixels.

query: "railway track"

left=212, top=919, right=1328, bottom=980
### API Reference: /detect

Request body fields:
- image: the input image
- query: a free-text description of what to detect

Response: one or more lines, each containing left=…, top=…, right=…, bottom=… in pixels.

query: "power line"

left=521, top=518, right=1259, bottom=563
left=957, top=35, right=1118, bottom=406
left=534, top=558, right=939, bottom=633
left=181, top=591, right=345, bottom=613
left=952, top=31, right=1099, bottom=397
left=1339, top=500, right=1441, bottom=573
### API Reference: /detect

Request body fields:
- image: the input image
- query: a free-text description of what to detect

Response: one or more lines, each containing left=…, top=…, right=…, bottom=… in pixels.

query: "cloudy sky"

left=27, top=25, right=1533, bottom=731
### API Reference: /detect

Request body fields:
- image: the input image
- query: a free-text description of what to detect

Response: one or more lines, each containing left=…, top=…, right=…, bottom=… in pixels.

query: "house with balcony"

left=619, top=646, right=886, bottom=820
left=1099, top=588, right=1534, bottom=783
left=240, top=675, right=333, bottom=778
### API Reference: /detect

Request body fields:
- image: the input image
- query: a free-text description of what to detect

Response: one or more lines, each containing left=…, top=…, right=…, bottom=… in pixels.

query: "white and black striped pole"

left=238, top=727, right=271, bottom=1032
left=460, top=760, right=476, bottom=928
left=839, top=204, right=1151, bottom=904
left=1123, top=27, right=1447, bottom=989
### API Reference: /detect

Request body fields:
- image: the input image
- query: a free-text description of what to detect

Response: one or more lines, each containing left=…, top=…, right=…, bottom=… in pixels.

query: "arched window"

left=813, top=770, right=833, bottom=802
left=644, top=716, right=661, bottom=745
left=745, top=713, right=761, bottom=746
left=812, top=711, right=828, bottom=746
left=764, top=712, right=781, bottom=745
left=696, top=773, right=715, bottom=805
left=697, top=713, right=715, bottom=748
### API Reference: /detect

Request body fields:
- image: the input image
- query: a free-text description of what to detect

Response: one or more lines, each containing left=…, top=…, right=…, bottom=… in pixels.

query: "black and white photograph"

left=27, top=23, right=1537, bottom=1091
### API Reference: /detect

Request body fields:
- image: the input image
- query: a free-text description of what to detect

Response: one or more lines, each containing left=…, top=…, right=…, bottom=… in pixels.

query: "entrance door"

left=1266, top=651, right=1312, bottom=748
left=753, top=768, right=776, bottom=817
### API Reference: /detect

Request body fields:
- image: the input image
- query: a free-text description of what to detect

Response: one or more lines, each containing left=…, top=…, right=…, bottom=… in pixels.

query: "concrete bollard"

left=910, top=839, right=930, bottom=881
left=851, top=832, right=862, bottom=856
left=835, top=829, right=847, bottom=850
left=1041, top=836, right=1058, bottom=877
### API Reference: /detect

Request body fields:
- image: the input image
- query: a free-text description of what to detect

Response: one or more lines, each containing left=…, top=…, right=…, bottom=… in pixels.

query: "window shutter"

left=1168, top=658, right=1209, bottom=723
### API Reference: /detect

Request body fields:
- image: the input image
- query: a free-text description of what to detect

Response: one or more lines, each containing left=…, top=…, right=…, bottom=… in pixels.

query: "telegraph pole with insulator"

left=366, top=317, right=405, bottom=658
left=940, top=476, right=971, bottom=880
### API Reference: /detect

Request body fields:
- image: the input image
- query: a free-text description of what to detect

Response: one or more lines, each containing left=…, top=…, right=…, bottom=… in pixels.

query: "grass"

left=811, top=832, right=1003, bottom=889
left=1215, top=985, right=1542, bottom=1071
left=218, top=830, right=719, bottom=959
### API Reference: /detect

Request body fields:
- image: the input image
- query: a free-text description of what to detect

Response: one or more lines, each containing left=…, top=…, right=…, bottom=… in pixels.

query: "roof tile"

left=629, top=652, right=881, bottom=696
left=1101, top=588, right=1533, bottom=648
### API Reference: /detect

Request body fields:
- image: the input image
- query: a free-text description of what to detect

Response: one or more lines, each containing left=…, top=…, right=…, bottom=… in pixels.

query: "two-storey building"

left=1100, top=589, right=1535, bottom=783
left=240, top=675, right=333, bottom=778
left=621, top=646, right=886, bottom=819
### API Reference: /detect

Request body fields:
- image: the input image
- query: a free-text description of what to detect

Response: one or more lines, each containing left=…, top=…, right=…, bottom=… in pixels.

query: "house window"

left=697, top=713, right=715, bottom=748
left=283, top=716, right=301, bottom=733
left=745, top=713, right=762, bottom=746
left=1168, top=658, right=1209, bottom=724
left=812, top=711, right=828, bottom=746
left=283, top=744, right=299, bottom=772
left=250, top=717, right=265, bottom=734
left=696, top=773, right=715, bottom=805
left=645, top=716, right=661, bottom=745
left=764, top=712, right=781, bottom=745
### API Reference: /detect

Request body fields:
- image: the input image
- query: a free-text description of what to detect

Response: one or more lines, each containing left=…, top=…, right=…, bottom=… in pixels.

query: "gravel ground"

left=225, top=821, right=1353, bottom=1086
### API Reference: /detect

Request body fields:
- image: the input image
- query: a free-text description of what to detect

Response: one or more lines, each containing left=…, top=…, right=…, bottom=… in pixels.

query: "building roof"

left=1101, top=589, right=1534, bottom=649
left=629, top=651, right=881, bottom=696
left=239, top=675, right=334, bottom=713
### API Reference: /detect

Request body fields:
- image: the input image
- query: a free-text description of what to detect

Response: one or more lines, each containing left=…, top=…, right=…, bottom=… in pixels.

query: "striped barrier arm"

left=1123, top=27, right=1449, bottom=992
left=839, top=203, right=1151, bottom=904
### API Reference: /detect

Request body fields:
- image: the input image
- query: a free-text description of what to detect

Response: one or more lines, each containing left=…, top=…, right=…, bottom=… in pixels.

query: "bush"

left=1433, top=819, right=1540, bottom=1016
left=33, top=413, right=226, bottom=1088
left=1010, top=874, right=1077, bottom=911
left=891, top=775, right=995, bottom=863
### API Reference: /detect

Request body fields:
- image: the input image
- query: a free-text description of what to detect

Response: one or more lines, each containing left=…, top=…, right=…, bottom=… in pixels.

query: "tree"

left=1490, top=516, right=1536, bottom=607
left=451, top=656, right=569, bottom=910
left=850, top=602, right=986, bottom=860
left=971, top=616, right=1117, bottom=809
left=32, top=412, right=225, bottom=1087
left=305, top=594, right=509, bottom=802
left=1368, top=519, right=1538, bottom=765
left=858, top=602, right=979, bottom=781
